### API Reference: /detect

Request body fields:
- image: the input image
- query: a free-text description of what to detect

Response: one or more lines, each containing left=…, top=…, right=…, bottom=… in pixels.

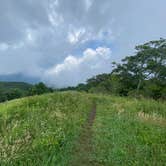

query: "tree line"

left=1, top=39, right=165, bottom=102
left=63, top=39, right=166, bottom=99
left=0, top=82, right=53, bottom=103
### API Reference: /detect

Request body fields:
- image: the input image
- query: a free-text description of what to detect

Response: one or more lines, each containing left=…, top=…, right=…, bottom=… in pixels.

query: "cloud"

left=0, top=0, right=166, bottom=86
left=67, top=27, right=86, bottom=44
left=43, top=47, right=111, bottom=87
left=0, top=43, right=9, bottom=51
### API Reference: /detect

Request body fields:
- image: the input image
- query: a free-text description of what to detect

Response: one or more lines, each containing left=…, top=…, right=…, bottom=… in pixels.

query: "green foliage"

left=91, top=95, right=166, bottom=165
left=0, top=92, right=165, bottom=165
left=76, top=83, right=88, bottom=92
left=111, top=38, right=166, bottom=98
left=28, top=82, right=53, bottom=95
left=69, top=38, right=166, bottom=99
left=0, top=82, right=53, bottom=103
left=5, top=88, right=24, bottom=100
left=0, top=92, right=93, bottom=165
left=0, top=82, right=32, bottom=92
left=0, top=82, right=32, bottom=102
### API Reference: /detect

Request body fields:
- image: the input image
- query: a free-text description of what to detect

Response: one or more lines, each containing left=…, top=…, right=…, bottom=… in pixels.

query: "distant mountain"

left=0, top=82, right=33, bottom=94
left=0, top=73, right=40, bottom=84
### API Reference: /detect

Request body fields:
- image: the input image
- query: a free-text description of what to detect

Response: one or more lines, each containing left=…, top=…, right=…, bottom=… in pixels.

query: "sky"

left=0, top=0, right=166, bottom=87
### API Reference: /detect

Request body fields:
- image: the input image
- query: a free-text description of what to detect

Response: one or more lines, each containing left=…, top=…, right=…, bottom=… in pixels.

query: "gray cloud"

left=0, top=0, right=166, bottom=86
left=43, top=47, right=112, bottom=87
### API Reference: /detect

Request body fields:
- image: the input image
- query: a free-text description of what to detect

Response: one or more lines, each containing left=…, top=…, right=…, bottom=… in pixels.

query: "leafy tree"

left=112, top=38, right=166, bottom=98
left=6, top=88, right=24, bottom=100
left=28, top=82, right=53, bottom=95
left=0, top=89, right=24, bottom=102
left=0, top=82, right=54, bottom=103
left=76, top=83, right=88, bottom=91
left=66, top=38, right=166, bottom=99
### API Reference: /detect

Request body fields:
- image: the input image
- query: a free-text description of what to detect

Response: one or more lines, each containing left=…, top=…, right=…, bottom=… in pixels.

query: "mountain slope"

left=0, top=82, right=32, bottom=93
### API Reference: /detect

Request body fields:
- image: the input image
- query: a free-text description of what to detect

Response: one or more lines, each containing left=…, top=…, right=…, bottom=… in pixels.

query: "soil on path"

left=70, top=102, right=98, bottom=166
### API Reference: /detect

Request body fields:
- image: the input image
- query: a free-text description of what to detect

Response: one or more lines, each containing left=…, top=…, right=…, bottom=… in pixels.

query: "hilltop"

left=0, top=92, right=165, bottom=165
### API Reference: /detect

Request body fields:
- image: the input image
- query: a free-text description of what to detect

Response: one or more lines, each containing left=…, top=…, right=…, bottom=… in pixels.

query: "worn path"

left=70, top=102, right=98, bottom=166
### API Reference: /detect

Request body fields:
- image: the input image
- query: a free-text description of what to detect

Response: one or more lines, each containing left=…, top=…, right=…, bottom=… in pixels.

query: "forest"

left=0, top=82, right=53, bottom=102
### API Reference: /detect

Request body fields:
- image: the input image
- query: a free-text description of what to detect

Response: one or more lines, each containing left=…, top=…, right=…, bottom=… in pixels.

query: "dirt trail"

left=70, top=102, right=97, bottom=166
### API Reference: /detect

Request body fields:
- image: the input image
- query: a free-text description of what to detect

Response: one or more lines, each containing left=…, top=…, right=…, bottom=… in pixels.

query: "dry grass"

left=138, top=111, right=166, bottom=127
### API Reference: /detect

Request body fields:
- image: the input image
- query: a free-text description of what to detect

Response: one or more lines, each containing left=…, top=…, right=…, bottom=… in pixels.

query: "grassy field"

left=0, top=92, right=165, bottom=165
left=91, top=96, right=166, bottom=165
left=0, top=92, right=93, bottom=165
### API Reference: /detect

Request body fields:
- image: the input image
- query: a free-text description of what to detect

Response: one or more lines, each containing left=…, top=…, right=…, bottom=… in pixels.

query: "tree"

left=60, top=39, right=166, bottom=99
left=112, top=38, right=166, bottom=97
left=28, top=82, right=53, bottom=95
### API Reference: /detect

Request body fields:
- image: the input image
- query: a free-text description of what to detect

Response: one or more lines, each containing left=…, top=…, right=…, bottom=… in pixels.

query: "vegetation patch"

left=91, top=96, right=166, bottom=165
left=137, top=111, right=166, bottom=127
left=0, top=92, right=93, bottom=165
left=0, top=92, right=165, bottom=165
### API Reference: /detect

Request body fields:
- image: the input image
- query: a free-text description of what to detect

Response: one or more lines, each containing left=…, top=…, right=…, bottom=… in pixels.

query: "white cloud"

left=25, top=28, right=38, bottom=45
left=43, top=47, right=111, bottom=87
left=0, top=0, right=166, bottom=85
left=12, top=42, right=24, bottom=49
left=0, top=43, right=9, bottom=51
left=85, top=0, right=93, bottom=11
left=67, top=27, right=86, bottom=44
left=0, top=42, right=25, bottom=52
left=48, top=13, right=64, bottom=27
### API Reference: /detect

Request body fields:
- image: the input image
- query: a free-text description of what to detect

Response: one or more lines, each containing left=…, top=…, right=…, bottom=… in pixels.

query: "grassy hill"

left=0, top=82, right=32, bottom=94
left=0, top=82, right=33, bottom=103
left=0, top=92, right=165, bottom=165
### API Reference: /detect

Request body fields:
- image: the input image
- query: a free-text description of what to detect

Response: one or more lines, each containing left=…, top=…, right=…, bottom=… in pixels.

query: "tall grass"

left=0, top=92, right=93, bottom=165
left=0, top=92, right=165, bottom=165
left=91, top=96, right=166, bottom=165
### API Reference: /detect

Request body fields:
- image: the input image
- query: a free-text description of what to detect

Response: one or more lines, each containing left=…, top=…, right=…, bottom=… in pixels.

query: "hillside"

left=0, top=82, right=32, bottom=93
left=0, top=81, right=33, bottom=102
left=0, top=92, right=165, bottom=165
left=0, top=82, right=53, bottom=103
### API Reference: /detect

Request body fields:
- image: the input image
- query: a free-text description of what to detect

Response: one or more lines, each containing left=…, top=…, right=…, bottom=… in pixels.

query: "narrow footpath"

left=70, top=102, right=97, bottom=166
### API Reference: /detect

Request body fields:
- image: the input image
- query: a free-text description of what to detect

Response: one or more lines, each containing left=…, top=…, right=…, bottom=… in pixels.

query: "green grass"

left=91, top=95, right=166, bottom=166
left=0, top=92, right=93, bottom=165
left=0, top=92, right=165, bottom=165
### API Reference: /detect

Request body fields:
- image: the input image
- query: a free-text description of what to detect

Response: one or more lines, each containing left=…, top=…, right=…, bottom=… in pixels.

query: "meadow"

left=0, top=92, right=165, bottom=165
left=91, top=96, right=166, bottom=165
left=0, top=92, right=93, bottom=165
